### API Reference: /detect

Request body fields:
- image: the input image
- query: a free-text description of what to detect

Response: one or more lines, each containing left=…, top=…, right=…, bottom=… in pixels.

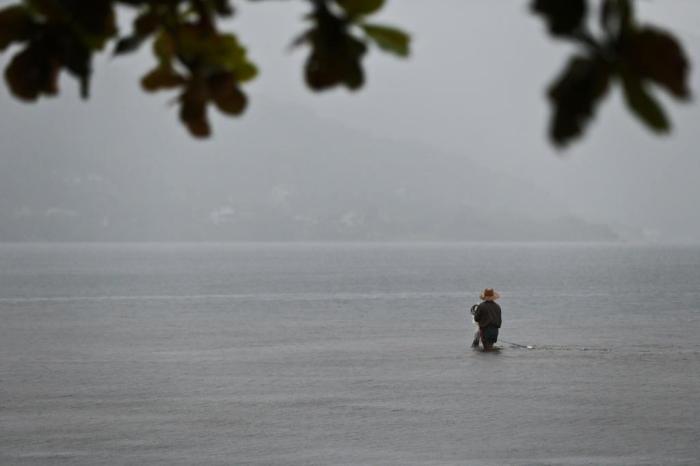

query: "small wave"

left=528, top=345, right=612, bottom=352
left=498, top=340, right=611, bottom=352
left=0, top=294, right=257, bottom=304
left=0, top=290, right=469, bottom=305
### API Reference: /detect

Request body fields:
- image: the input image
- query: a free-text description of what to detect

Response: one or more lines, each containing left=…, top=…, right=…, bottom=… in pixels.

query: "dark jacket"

left=474, top=301, right=502, bottom=329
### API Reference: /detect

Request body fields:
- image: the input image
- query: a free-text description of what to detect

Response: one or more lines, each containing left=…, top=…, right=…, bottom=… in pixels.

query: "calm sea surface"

left=1, top=243, right=699, bottom=466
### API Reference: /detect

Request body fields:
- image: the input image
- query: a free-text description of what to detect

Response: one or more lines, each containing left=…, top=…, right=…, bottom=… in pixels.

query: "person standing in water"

left=473, top=288, right=502, bottom=351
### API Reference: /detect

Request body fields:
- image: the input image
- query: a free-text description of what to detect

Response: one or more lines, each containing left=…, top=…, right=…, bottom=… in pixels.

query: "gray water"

left=1, top=243, right=699, bottom=466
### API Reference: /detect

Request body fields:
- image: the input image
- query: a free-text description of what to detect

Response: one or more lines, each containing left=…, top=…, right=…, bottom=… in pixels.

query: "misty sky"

left=1, top=0, right=699, bottom=241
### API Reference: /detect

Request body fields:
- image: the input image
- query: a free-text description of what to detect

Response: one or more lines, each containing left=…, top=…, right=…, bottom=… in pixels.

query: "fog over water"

left=1, top=0, right=699, bottom=242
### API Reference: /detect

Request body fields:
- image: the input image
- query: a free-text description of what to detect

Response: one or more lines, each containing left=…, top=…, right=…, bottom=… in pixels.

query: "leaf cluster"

left=293, top=0, right=409, bottom=91
left=0, top=0, right=409, bottom=138
left=118, top=2, right=258, bottom=137
left=532, top=0, right=691, bottom=147
left=0, top=0, right=117, bottom=100
left=0, top=1, right=692, bottom=148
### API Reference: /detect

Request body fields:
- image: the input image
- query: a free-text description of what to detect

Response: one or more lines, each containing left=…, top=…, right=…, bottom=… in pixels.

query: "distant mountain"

left=0, top=99, right=617, bottom=242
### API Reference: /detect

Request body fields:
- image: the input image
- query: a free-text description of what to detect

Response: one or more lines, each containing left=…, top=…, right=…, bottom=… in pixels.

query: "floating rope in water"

left=499, top=339, right=534, bottom=349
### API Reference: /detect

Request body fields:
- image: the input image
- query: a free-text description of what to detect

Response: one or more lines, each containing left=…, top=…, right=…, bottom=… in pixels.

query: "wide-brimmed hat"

left=480, top=288, right=500, bottom=301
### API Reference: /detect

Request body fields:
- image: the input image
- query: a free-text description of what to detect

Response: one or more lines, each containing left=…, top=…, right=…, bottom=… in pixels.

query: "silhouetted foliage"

left=0, top=0, right=692, bottom=147
left=532, top=0, right=691, bottom=147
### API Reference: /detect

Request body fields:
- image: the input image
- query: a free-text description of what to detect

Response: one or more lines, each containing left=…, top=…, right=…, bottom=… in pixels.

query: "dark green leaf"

left=0, top=5, right=34, bottom=51
left=214, top=33, right=257, bottom=80
left=59, top=38, right=92, bottom=98
left=4, top=43, right=60, bottom=101
left=335, top=0, right=385, bottom=17
left=547, top=56, right=611, bottom=147
left=361, top=23, right=409, bottom=57
left=141, top=66, right=185, bottom=92
left=305, top=32, right=367, bottom=90
left=234, top=62, right=257, bottom=82
left=134, top=11, right=159, bottom=36
left=175, top=26, right=257, bottom=80
left=304, top=9, right=367, bottom=91
left=25, top=0, right=63, bottom=21
left=68, top=0, right=118, bottom=50
left=153, top=31, right=175, bottom=66
left=531, top=0, right=586, bottom=37
left=114, top=34, right=143, bottom=55
left=623, top=26, right=690, bottom=99
left=180, top=81, right=210, bottom=138
left=208, top=72, right=247, bottom=115
left=620, top=68, right=670, bottom=132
